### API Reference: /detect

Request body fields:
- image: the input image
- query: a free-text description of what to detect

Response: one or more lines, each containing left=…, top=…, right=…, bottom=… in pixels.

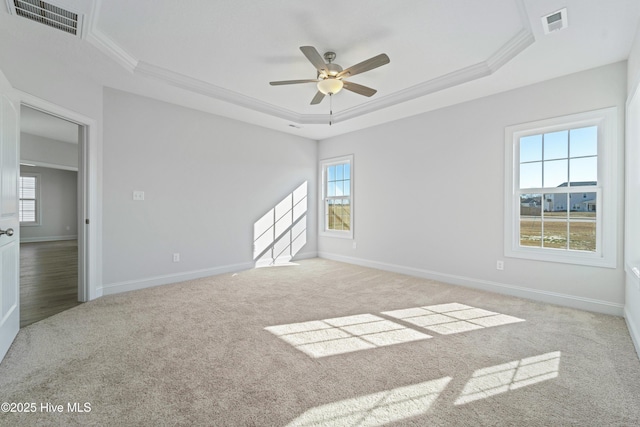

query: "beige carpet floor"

left=1, top=258, right=639, bottom=426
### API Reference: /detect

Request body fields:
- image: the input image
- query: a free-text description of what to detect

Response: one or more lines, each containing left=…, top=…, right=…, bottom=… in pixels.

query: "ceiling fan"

left=270, top=46, right=390, bottom=105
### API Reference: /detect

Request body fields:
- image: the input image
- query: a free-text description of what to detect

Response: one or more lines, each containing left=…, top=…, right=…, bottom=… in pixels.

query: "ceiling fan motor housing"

left=270, top=46, right=389, bottom=105
left=325, top=62, right=343, bottom=77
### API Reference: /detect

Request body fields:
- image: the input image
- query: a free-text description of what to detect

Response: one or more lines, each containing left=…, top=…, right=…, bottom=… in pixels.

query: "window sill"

left=505, top=246, right=615, bottom=268
left=319, top=230, right=353, bottom=240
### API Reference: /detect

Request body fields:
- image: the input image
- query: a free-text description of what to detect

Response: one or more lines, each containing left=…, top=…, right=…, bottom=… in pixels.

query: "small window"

left=504, top=108, right=618, bottom=267
left=320, top=155, right=353, bottom=238
left=19, top=173, right=40, bottom=225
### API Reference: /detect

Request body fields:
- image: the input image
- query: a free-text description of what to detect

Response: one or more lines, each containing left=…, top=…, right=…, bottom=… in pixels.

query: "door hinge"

left=85, top=219, right=90, bottom=225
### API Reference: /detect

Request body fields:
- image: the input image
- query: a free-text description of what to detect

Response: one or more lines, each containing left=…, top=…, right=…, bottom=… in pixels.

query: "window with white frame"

left=320, top=155, right=353, bottom=238
left=19, top=173, right=40, bottom=225
left=504, top=108, right=617, bottom=267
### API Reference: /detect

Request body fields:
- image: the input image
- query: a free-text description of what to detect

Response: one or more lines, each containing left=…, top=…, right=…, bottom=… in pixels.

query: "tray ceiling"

left=1, top=0, right=639, bottom=139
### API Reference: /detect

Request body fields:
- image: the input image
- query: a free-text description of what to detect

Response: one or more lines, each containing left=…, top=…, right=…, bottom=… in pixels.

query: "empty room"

left=1, top=0, right=640, bottom=425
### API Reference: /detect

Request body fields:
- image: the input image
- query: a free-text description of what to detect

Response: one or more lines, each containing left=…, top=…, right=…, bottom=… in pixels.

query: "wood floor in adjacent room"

left=20, top=240, right=80, bottom=328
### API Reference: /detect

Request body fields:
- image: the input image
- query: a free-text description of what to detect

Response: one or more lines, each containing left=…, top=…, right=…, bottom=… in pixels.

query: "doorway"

left=19, top=106, right=84, bottom=327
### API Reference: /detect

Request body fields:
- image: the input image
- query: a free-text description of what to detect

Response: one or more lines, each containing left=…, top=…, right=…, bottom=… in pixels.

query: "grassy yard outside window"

left=320, top=155, right=353, bottom=239
left=504, top=108, right=618, bottom=267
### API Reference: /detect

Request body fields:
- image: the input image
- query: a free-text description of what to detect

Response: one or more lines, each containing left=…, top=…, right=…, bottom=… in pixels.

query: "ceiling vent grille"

left=7, top=0, right=82, bottom=36
left=541, top=8, right=568, bottom=34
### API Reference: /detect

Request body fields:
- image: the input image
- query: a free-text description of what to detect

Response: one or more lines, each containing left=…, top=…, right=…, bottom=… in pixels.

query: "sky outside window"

left=519, top=126, right=597, bottom=190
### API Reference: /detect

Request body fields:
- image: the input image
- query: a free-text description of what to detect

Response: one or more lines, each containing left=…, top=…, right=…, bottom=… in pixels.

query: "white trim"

left=20, top=235, right=77, bottom=243
left=84, top=0, right=137, bottom=71
left=102, top=251, right=316, bottom=295
left=135, top=61, right=303, bottom=123
left=17, top=90, right=101, bottom=302
left=101, top=262, right=255, bottom=296
left=504, top=107, right=618, bottom=268
left=337, top=28, right=534, bottom=123
left=79, top=0, right=533, bottom=125
left=255, top=250, right=318, bottom=268
left=624, top=306, right=640, bottom=359
left=20, top=158, right=77, bottom=171
left=319, top=154, right=354, bottom=239
left=318, top=252, right=624, bottom=316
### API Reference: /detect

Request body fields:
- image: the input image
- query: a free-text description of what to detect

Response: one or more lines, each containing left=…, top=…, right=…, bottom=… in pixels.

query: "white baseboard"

left=100, top=251, right=318, bottom=296
left=255, top=251, right=318, bottom=268
left=318, top=252, right=624, bottom=316
left=292, top=251, right=318, bottom=261
left=625, top=306, right=640, bottom=360
left=20, top=235, right=77, bottom=243
left=101, top=261, right=255, bottom=296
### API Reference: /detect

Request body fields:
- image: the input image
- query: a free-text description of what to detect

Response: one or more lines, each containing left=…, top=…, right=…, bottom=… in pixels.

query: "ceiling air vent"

left=6, top=0, right=82, bottom=36
left=541, top=8, right=568, bottom=35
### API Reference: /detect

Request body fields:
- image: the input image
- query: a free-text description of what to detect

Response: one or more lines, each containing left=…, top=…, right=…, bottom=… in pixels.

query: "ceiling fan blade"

left=343, top=81, right=377, bottom=97
left=300, top=46, right=328, bottom=74
left=310, top=91, right=325, bottom=105
left=270, top=79, right=318, bottom=86
left=337, top=53, right=390, bottom=78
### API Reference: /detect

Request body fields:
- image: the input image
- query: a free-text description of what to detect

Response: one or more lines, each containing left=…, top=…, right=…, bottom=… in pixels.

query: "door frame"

left=18, top=92, right=100, bottom=301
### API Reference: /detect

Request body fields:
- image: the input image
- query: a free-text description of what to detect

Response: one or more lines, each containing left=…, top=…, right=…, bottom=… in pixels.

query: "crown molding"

left=334, top=27, right=535, bottom=123
left=84, top=0, right=137, bottom=72
left=487, top=28, right=535, bottom=72
left=85, top=29, right=138, bottom=72
left=135, top=61, right=301, bottom=122
left=85, top=0, right=534, bottom=125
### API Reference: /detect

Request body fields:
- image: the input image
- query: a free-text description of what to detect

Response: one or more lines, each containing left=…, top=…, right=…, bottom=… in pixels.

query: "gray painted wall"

left=20, top=165, right=77, bottom=242
left=21, top=132, right=78, bottom=170
left=102, top=88, right=318, bottom=291
left=318, top=62, right=627, bottom=315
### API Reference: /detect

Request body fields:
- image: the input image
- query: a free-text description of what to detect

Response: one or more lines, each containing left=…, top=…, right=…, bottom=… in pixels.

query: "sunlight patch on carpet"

left=286, top=377, right=451, bottom=426
left=455, top=351, right=561, bottom=405
left=382, top=303, right=524, bottom=335
left=265, top=314, right=431, bottom=358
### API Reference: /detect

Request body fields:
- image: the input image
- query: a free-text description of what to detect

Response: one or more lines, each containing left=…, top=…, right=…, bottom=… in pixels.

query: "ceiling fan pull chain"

left=329, top=93, right=333, bottom=126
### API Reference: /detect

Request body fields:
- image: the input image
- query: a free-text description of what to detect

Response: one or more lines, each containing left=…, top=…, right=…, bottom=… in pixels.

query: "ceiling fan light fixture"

left=317, top=78, right=344, bottom=95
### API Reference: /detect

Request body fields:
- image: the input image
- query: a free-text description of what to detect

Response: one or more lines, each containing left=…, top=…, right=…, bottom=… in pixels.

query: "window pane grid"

left=322, top=159, right=352, bottom=234
left=507, top=109, right=615, bottom=267
left=519, top=126, right=598, bottom=191
left=326, top=199, right=351, bottom=231
left=517, top=124, right=599, bottom=253
left=19, top=175, right=38, bottom=223
left=518, top=189, right=598, bottom=253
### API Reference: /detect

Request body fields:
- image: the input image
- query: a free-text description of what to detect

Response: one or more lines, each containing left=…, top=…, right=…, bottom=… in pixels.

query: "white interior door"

left=0, top=71, right=19, bottom=363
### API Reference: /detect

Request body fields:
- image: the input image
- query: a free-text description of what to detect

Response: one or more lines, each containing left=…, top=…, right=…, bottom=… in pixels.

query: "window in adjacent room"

left=19, top=173, right=40, bottom=225
left=320, top=155, right=353, bottom=238
left=504, top=108, right=617, bottom=267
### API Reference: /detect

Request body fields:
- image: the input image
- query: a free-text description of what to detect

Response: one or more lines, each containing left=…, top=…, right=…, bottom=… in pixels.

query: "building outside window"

left=504, top=108, right=617, bottom=267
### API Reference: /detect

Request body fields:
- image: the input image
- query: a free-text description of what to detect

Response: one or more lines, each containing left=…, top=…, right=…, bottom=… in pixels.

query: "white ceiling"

left=1, top=0, right=639, bottom=140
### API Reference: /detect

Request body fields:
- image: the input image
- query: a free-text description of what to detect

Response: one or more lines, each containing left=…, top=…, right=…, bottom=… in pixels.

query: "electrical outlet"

left=133, top=191, right=145, bottom=201
left=353, top=241, right=357, bottom=249
left=496, top=260, right=504, bottom=270
left=173, top=253, right=180, bottom=262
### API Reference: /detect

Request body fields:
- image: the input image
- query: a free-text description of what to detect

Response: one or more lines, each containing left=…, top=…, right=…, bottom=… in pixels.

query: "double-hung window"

left=320, top=155, right=353, bottom=238
left=19, top=173, right=40, bottom=225
left=504, top=108, right=617, bottom=267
